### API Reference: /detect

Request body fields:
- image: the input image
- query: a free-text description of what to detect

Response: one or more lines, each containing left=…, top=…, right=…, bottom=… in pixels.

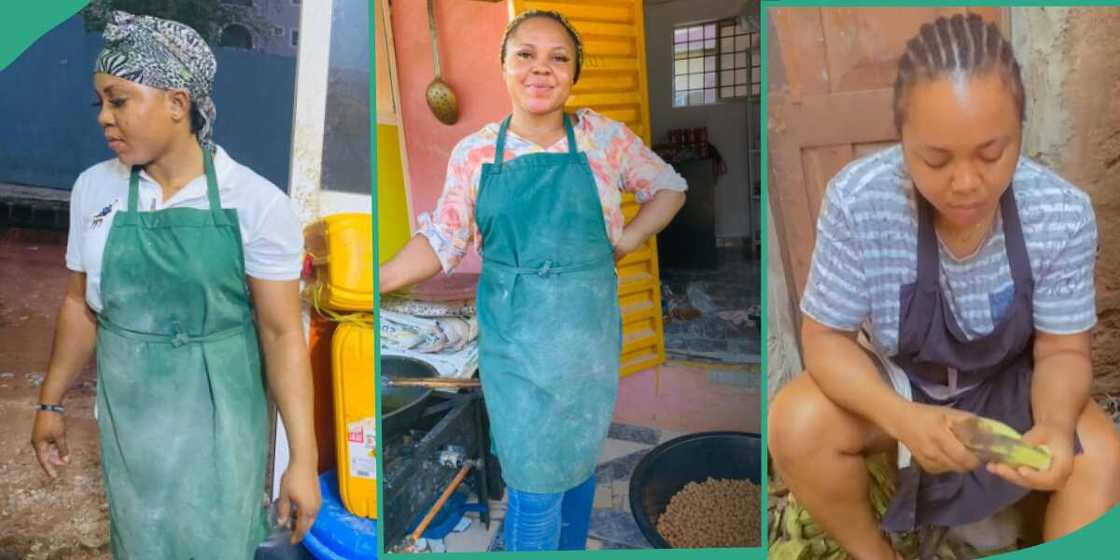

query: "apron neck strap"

left=203, top=148, right=221, bottom=213
left=495, top=115, right=513, bottom=165
left=127, top=166, right=142, bottom=213
left=125, top=146, right=220, bottom=213
left=563, top=113, right=577, bottom=154
left=493, top=113, right=578, bottom=164
left=915, top=191, right=939, bottom=290
left=997, top=185, right=1031, bottom=285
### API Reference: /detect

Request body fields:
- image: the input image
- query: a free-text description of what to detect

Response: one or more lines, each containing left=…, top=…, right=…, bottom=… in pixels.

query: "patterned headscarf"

left=94, top=11, right=218, bottom=152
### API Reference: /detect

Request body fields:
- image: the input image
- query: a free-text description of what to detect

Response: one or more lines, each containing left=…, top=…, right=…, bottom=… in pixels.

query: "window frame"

left=716, top=18, right=759, bottom=102
left=671, top=17, right=759, bottom=108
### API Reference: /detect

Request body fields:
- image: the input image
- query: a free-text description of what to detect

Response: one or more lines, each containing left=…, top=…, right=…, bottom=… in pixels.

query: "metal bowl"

left=381, top=355, right=439, bottom=439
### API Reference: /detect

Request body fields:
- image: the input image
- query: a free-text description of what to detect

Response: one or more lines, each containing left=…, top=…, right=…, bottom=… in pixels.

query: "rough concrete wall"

left=1013, top=8, right=1073, bottom=169
left=1014, top=8, right=1120, bottom=394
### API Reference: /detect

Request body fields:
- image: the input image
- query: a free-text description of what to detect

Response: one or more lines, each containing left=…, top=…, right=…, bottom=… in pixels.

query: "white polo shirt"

left=65, top=146, right=304, bottom=313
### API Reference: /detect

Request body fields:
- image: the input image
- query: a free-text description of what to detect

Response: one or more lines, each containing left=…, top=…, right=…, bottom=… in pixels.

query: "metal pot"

left=382, top=355, right=439, bottom=439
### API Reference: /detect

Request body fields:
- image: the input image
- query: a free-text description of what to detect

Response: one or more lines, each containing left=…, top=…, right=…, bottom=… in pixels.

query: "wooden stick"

left=409, top=463, right=473, bottom=545
left=386, top=378, right=481, bottom=389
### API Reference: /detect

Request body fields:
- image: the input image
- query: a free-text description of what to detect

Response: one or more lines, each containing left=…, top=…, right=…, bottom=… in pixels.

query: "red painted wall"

left=390, top=1, right=512, bottom=273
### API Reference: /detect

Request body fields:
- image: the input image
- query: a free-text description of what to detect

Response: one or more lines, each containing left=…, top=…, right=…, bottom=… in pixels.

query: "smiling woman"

left=378, top=8, right=688, bottom=553
left=767, top=12, right=1120, bottom=560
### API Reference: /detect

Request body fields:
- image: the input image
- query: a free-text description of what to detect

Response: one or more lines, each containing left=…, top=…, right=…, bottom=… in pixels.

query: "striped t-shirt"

left=801, top=145, right=1097, bottom=365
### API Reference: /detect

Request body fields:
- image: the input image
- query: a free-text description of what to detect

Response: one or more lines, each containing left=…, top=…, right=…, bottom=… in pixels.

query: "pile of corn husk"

left=767, top=454, right=1017, bottom=560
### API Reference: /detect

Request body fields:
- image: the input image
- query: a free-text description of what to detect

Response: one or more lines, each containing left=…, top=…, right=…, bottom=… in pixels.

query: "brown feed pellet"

left=655, top=477, right=761, bottom=548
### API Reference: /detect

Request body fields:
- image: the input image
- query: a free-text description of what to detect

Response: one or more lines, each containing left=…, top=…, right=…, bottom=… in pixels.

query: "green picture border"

left=371, top=0, right=385, bottom=554
left=0, top=2, right=88, bottom=71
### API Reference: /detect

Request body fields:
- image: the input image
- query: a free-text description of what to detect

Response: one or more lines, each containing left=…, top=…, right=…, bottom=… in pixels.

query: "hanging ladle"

left=425, top=0, right=459, bottom=125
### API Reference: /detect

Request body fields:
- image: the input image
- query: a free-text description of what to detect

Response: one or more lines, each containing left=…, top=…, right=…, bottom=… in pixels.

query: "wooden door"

left=513, top=0, right=666, bottom=376
left=376, top=0, right=413, bottom=260
left=375, top=0, right=396, bottom=124
left=767, top=7, right=1007, bottom=319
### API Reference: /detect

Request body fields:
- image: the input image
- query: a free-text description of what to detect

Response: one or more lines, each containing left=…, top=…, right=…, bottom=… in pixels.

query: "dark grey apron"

left=881, top=186, right=1082, bottom=532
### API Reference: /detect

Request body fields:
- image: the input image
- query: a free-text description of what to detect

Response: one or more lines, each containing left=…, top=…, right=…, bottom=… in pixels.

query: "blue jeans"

left=503, top=474, right=596, bottom=551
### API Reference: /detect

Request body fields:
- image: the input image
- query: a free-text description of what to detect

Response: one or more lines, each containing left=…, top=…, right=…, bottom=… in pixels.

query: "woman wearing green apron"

left=768, top=14, right=1120, bottom=559
left=379, top=10, right=686, bottom=551
left=30, top=12, right=320, bottom=558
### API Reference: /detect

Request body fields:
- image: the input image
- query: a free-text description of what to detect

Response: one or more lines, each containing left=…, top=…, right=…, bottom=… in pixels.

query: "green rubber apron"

left=475, top=114, right=622, bottom=493
left=95, top=149, right=269, bottom=559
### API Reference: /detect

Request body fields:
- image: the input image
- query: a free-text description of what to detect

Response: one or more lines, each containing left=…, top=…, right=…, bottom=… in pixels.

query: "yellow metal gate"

left=511, top=0, right=666, bottom=376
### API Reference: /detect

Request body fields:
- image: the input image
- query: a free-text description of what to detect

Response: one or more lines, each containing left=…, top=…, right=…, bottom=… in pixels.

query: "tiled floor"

left=661, top=248, right=761, bottom=364
left=434, top=359, right=760, bottom=552
left=397, top=247, right=762, bottom=553
left=613, top=361, right=760, bottom=434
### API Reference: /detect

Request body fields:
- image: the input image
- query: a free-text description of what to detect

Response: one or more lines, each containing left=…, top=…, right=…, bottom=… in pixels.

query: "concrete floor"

left=434, top=360, right=760, bottom=553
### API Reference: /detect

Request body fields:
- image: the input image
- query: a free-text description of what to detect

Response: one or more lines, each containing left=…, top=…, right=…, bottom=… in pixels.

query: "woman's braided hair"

left=894, top=13, right=1025, bottom=132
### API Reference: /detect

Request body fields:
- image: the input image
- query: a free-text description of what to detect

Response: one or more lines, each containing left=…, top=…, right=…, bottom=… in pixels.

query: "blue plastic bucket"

left=302, top=471, right=379, bottom=560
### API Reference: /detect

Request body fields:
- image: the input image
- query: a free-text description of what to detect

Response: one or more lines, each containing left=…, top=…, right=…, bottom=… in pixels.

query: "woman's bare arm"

left=802, top=316, right=979, bottom=473
left=615, top=189, right=685, bottom=258
left=32, top=272, right=97, bottom=477
left=379, top=235, right=443, bottom=294
left=248, top=277, right=320, bottom=542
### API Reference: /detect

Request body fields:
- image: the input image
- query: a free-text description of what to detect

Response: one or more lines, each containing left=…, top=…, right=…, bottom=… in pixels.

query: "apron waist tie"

left=97, top=316, right=249, bottom=347
left=484, top=252, right=613, bottom=278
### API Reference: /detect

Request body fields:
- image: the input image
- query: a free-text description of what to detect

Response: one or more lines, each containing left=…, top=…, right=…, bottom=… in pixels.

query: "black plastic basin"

left=628, top=431, right=762, bottom=548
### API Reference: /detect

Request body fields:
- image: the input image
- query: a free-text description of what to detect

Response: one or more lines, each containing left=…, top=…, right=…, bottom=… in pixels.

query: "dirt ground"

left=0, top=228, right=109, bottom=560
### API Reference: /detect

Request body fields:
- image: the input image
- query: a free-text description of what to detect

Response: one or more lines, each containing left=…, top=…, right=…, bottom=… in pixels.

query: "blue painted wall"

left=0, top=15, right=295, bottom=192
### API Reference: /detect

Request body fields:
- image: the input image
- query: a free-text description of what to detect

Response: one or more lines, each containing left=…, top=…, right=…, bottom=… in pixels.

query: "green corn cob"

left=950, top=416, right=1053, bottom=471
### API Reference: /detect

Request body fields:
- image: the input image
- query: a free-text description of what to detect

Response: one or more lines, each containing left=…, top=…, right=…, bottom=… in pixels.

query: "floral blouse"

left=418, top=108, right=688, bottom=272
